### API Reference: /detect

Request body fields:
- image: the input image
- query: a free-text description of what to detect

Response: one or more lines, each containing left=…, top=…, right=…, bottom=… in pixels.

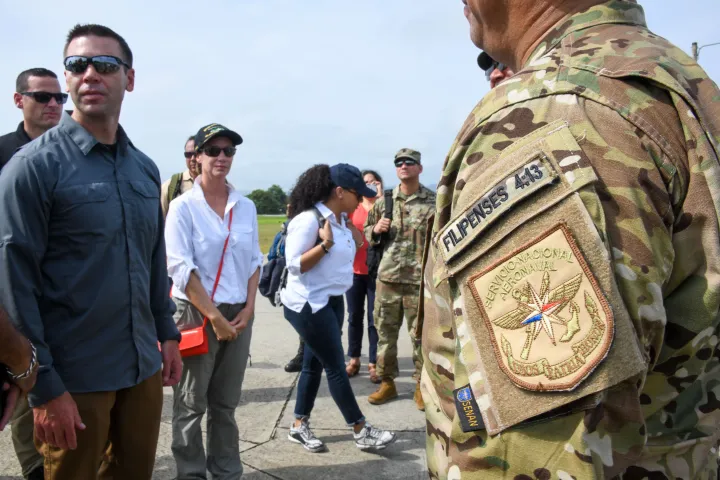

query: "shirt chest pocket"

left=230, top=225, right=254, bottom=251
left=431, top=121, right=646, bottom=435
left=125, top=181, right=160, bottom=236
left=53, top=183, right=118, bottom=239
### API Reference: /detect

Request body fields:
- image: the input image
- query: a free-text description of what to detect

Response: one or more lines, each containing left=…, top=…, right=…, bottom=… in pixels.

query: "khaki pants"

left=374, top=281, right=423, bottom=381
left=11, top=395, right=43, bottom=476
left=171, top=302, right=253, bottom=480
left=35, top=370, right=163, bottom=480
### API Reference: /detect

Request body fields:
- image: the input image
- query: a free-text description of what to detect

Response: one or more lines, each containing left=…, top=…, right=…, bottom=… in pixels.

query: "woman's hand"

left=230, top=307, right=254, bottom=334
left=318, top=219, right=333, bottom=244
left=348, top=223, right=365, bottom=248
left=209, top=314, right=238, bottom=342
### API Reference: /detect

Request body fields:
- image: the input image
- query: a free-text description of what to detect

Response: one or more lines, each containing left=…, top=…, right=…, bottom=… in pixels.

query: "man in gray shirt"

left=0, top=24, right=181, bottom=480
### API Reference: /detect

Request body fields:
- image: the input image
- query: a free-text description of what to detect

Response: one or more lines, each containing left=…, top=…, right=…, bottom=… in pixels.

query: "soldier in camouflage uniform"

left=421, top=0, right=720, bottom=478
left=365, top=148, right=436, bottom=410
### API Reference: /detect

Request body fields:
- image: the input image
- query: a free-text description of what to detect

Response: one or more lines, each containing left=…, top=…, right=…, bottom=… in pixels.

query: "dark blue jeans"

left=284, top=296, right=365, bottom=426
left=345, top=274, right=378, bottom=363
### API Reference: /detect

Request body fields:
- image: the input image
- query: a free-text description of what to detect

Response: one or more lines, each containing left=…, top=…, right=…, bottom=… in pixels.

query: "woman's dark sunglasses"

left=21, top=92, right=68, bottom=104
left=64, top=55, right=131, bottom=75
left=394, top=158, right=418, bottom=167
left=199, top=146, right=236, bottom=157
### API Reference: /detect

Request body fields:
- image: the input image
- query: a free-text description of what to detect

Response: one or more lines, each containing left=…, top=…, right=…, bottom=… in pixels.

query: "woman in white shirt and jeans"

left=281, top=163, right=396, bottom=453
left=165, top=124, right=263, bottom=479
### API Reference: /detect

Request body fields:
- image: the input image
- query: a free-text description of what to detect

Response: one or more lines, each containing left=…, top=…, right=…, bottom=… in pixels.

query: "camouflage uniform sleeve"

left=364, top=196, right=383, bottom=246
left=425, top=84, right=720, bottom=477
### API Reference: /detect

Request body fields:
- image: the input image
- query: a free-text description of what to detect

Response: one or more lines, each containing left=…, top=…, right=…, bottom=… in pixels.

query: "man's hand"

left=230, top=307, right=254, bottom=334
left=210, top=314, right=238, bottom=342
left=160, top=340, right=182, bottom=387
left=0, top=382, right=20, bottom=431
left=33, top=391, right=86, bottom=450
left=0, top=366, right=38, bottom=431
left=373, top=218, right=391, bottom=235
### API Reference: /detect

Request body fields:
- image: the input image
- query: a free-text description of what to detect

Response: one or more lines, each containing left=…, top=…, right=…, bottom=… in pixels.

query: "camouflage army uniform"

left=421, top=1, right=720, bottom=478
left=365, top=184, right=435, bottom=380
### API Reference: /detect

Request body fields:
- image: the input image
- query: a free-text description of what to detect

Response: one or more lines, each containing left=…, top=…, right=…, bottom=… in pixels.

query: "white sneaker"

left=353, top=422, right=397, bottom=450
left=288, top=420, right=326, bottom=453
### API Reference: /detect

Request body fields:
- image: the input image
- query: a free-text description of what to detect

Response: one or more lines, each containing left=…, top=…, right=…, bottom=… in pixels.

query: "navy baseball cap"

left=330, top=164, right=377, bottom=198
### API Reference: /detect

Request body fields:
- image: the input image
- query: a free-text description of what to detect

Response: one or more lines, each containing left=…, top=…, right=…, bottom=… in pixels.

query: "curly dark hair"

left=288, top=164, right=334, bottom=219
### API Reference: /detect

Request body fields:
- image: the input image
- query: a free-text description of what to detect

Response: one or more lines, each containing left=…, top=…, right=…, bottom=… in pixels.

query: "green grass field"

left=258, top=215, right=287, bottom=254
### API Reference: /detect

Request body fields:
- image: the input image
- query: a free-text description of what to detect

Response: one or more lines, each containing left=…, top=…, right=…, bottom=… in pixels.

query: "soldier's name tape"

left=438, top=154, right=558, bottom=262
left=453, top=385, right=485, bottom=432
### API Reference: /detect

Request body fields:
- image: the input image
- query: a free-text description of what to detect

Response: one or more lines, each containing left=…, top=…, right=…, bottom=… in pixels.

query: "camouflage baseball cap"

left=194, top=123, right=243, bottom=151
left=394, top=148, right=421, bottom=164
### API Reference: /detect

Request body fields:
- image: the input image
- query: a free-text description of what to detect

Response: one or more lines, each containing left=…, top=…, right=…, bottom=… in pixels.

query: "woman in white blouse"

left=165, top=124, right=262, bottom=480
left=281, top=163, right=396, bottom=453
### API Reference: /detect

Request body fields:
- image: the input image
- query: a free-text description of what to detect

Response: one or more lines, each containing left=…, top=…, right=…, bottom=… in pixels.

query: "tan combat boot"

left=414, top=381, right=425, bottom=411
left=368, top=378, right=398, bottom=405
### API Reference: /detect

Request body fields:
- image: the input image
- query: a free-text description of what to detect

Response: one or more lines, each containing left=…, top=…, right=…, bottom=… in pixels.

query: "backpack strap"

left=383, top=189, right=394, bottom=219
left=167, top=172, right=184, bottom=205
left=311, top=206, right=326, bottom=228
left=310, top=207, right=327, bottom=246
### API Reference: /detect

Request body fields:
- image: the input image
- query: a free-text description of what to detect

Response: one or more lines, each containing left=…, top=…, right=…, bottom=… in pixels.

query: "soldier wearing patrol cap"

left=422, top=0, right=720, bottom=478
left=364, top=148, right=435, bottom=410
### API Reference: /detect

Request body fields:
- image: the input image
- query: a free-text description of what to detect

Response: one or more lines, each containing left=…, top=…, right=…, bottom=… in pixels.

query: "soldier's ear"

left=13, top=92, right=23, bottom=109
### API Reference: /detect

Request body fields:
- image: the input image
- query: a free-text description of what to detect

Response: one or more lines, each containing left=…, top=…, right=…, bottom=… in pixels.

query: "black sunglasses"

left=485, top=61, right=507, bottom=81
left=21, top=91, right=68, bottom=104
left=394, top=158, right=418, bottom=167
left=183, top=151, right=196, bottom=159
left=64, top=55, right=131, bottom=75
left=199, top=146, right=236, bottom=157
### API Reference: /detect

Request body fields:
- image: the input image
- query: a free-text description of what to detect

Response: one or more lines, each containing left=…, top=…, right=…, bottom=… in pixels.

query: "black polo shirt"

left=0, top=122, right=31, bottom=171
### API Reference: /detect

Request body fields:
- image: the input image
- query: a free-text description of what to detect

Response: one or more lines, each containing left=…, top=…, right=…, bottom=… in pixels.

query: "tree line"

left=247, top=185, right=288, bottom=215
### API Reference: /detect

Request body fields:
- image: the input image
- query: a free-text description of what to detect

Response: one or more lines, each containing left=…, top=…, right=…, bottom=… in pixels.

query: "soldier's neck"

left=399, top=180, right=420, bottom=197
left=502, top=0, right=603, bottom=70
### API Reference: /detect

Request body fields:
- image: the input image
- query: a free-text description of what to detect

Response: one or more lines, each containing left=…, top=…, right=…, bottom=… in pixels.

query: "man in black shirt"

left=0, top=68, right=66, bottom=171
left=0, top=67, right=64, bottom=480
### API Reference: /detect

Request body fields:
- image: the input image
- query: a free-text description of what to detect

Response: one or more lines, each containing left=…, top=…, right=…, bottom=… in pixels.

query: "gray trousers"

left=11, top=395, right=43, bottom=476
left=171, top=301, right=253, bottom=480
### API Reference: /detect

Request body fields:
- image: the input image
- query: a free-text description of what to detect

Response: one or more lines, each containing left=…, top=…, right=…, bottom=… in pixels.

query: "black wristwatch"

left=320, top=242, right=331, bottom=254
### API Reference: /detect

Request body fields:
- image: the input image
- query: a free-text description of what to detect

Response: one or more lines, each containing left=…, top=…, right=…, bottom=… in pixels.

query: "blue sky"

left=1, top=0, right=719, bottom=192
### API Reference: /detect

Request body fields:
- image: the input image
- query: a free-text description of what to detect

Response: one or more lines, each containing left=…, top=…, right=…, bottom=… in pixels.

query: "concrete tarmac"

left=0, top=294, right=428, bottom=479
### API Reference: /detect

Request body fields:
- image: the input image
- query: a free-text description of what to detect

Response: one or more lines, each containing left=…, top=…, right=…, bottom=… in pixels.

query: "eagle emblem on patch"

left=468, top=223, right=613, bottom=392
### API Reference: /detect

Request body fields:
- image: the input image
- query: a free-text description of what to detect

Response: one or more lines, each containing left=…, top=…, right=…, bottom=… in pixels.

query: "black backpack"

left=259, top=207, right=325, bottom=307
left=258, top=223, right=287, bottom=307
left=366, top=190, right=394, bottom=280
